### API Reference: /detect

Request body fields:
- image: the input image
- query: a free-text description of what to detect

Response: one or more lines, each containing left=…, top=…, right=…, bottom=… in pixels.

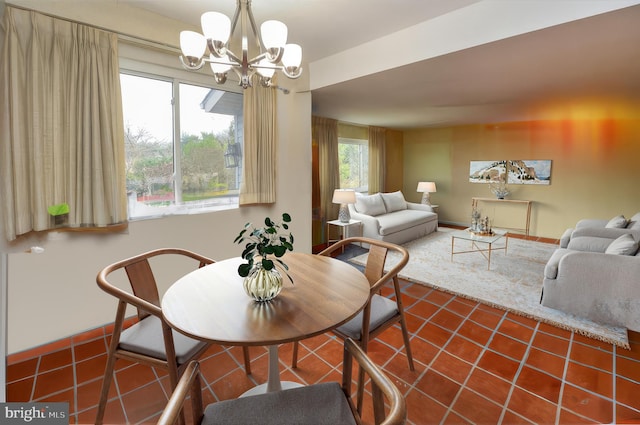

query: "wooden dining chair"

left=156, top=338, right=406, bottom=425
left=95, top=248, right=252, bottom=425
left=291, top=237, right=413, bottom=411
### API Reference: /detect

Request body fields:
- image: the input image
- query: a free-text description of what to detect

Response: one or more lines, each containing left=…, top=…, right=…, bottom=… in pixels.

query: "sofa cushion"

left=381, top=191, right=407, bottom=213
left=354, top=193, right=387, bottom=216
left=627, top=212, right=640, bottom=230
left=605, top=234, right=639, bottom=256
left=376, top=210, right=434, bottom=236
left=606, top=214, right=628, bottom=228
left=567, top=236, right=612, bottom=253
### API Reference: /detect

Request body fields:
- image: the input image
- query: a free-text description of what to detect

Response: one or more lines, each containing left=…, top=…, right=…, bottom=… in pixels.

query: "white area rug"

left=350, top=229, right=629, bottom=349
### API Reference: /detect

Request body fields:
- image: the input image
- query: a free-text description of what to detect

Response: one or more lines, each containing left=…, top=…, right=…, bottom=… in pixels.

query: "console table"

left=471, top=197, right=532, bottom=236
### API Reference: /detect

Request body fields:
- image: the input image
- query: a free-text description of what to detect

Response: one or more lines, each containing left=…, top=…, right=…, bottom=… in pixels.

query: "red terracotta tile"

left=465, top=368, right=512, bottom=405
left=498, top=318, right=535, bottom=343
left=561, top=383, right=613, bottom=424
left=446, top=299, right=475, bottom=318
left=477, top=351, right=520, bottom=382
left=572, top=334, right=614, bottom=352
left=616, top=403, right=640, bottom=424
left=405, top=310, right=428, bottom=333
left=33, top=388, right=74, bottom=412
left=73, top=337, right=107, bottom=362
left=532, top=330, right=570, bottom=357
left=76, top=377, right=116, bottom=412
left=75, top=353, right=108, bottom=384
left=403, top=282, right=431, bottom=299
left=515, top=366, right=562, bottom=404
left=32, top=365, right=74, bottom=400
left=469, top=308, right=503, bottom=329
left=115, top=363, right=159, bottom=395
left=71, top=326, right=105, bottom=344
left=407, top=299, right=440, bottom=321
left=502, top=409, right=537, bottom=424
left=418, top=322, right=453, bottom=348
left=404, top=388, right=448, bottom=424
left=415, top=369, right=461, bottom=406
left=6, top=377, right=34, bottom=402
left=408, top=336, right=440, bottom=366
left=39, top=348, right=72, bottom=373
left=209, top=368, right=255, bottom=401
left=444, top=335, right=483, bottom=363
left=570, top=342, right=613, bottom=372
left=507, top=387, right=558, bottom=424
left=431, top=351, right=472, bottom=385
left=616, top=376, right=640, bottom=411
left=7, top=338, right=71, bottom=365
left=120, top=381, right=168, bottom=423
left=452, top=388, right=503, bottom=424
left=537, top=322, right=572, bottom=339
left=425, top=290, right=454, bottom=306
left=558, top=408, right=599, bottom=424
left=457, top=320, right=493, bottom=346
left=505, top=312, right=538, bottom=330
left=489, top=333, right=528, bottom=361
left=6, top=358, right=38, bottom=383
left=525, top=347, right=567, bottom=378
left=431, top=308, right=465, bottom=332
left=565, top=361, right=613, bottom=398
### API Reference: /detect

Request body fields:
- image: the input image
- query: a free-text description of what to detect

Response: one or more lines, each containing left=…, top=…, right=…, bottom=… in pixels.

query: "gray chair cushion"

left=605, top=234, right=640, bottom=255
left=119, top=315, right=207, bottom=364
left=202, top=382, right=357, bottom=425
left=337, top=295, right=398, bottom=340
left=566, top=236, right=612, bottom=253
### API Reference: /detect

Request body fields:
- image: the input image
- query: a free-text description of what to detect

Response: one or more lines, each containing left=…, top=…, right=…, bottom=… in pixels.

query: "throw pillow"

left=381, top=191, right=407, bottom=213
left=605, top=214, right=628, bottom=228
left=605, top=234, right=639, bottom=256
left=354, top=193, right=387, bottom=216
left=627, top=212, right=640, bottom=230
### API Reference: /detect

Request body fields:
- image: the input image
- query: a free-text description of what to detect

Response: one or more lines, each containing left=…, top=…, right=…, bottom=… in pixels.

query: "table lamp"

left=416, top=181, right=436, bottom=205
left=332, top=189, right=356, bottom=223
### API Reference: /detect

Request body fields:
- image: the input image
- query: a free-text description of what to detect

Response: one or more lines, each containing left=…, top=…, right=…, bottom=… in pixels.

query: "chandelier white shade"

left=416, top=181, right=437, bottom=205
left=179, top=0, right=303, bottom=89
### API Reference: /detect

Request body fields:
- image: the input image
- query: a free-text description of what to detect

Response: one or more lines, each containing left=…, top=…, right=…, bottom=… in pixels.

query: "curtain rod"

left=5, top=3, right=181, bottom=54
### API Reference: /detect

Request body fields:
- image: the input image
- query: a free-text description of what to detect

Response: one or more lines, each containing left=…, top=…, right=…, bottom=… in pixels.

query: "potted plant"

left=234, top=213, right=294, bottom=301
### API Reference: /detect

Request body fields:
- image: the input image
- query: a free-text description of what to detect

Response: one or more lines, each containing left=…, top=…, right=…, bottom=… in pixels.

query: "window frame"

left=338, top=137, right=369, bottom=193
left=120, top=60, right=243, bottom=220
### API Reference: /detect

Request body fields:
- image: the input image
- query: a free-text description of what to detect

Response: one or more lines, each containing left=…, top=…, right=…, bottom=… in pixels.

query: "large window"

left=338, top=137, right=368, bottom=192
left=120, top=73, right=243, bottom=219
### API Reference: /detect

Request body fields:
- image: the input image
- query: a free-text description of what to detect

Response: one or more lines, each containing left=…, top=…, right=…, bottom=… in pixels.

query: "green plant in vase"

left=234, top=213, right=294, bottom=301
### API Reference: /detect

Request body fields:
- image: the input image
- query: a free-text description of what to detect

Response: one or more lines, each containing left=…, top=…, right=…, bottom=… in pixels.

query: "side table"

left=326, top=219, right=363, bottom=250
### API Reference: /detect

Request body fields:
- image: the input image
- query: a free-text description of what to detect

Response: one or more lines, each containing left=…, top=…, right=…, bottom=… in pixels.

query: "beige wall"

left=403, top=110, right=640, bottom=238
left=385, top=129, right=404, bottom=192
left=2, top=2, right=312, bottom=353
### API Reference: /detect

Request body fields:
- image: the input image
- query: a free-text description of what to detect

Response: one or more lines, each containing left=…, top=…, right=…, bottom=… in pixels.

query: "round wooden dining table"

left=161, top=251, right=370, bottom=395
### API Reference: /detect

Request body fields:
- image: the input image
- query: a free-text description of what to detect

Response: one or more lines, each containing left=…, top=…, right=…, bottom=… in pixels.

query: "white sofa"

left=348, top=191, right=438, bottom=245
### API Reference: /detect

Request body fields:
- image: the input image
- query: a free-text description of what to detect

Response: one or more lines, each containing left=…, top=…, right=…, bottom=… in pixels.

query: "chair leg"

left=243, top=347, right=252, bottom=375
left=292, top=341, right=299, bottom=368
left=399, top=315, right=415, bottom=371
left=95, top=353, right=118, bottom=425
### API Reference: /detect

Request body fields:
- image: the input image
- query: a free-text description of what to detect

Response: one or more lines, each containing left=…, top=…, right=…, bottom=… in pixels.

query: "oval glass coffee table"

left=450, top=228, right=509, bottom=270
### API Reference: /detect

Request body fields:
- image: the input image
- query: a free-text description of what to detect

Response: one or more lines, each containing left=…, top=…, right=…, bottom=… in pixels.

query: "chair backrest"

left=156, top=338, right=406, bottom=425
left=97, top=248, right=214, bottom=320
left=319, top=237, right=409, bottom=293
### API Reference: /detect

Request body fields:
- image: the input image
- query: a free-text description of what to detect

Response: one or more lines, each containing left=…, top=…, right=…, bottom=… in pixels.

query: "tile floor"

left=6, top=235, right=640, bottom=424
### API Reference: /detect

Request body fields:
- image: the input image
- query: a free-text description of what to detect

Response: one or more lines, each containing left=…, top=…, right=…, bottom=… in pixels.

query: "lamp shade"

left=201, top=11, right=231, bottom=43
left=281, top=43, right=303, bottom=68
left=180, top=31, right=206, bottom=59
left=261, top=20, right=288, bottom=49
left=416, top=181, right=436, bottom=193
left=332, top=189, right=356, bottom=204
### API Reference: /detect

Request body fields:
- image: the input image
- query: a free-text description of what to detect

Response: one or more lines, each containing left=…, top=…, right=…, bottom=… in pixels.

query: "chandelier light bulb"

left=281, top=43, right=302, bottom=69
left=201, top=11, right=231, bottom=44
left=260, top=20, right=288, bottom=50
left=256, top=58, right=276, bottom=78
left=209, top=55, right=231, bottom=74
left=180, top=31, right=206, bottom=61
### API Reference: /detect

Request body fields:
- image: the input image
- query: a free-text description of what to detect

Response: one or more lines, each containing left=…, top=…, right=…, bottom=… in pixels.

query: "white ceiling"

left=121, top=0, right=640, bottom=129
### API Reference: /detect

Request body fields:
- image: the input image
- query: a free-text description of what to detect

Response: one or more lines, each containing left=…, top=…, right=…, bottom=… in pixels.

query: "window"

left=338, top=137, right=368, bottom=192
left=120, top=73, right=243, bottom=219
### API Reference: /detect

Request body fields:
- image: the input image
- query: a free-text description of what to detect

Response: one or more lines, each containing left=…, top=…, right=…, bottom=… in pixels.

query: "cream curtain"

left=368, top=126, right=386, bottom=194
left=240, top=81, right=277, bottom=205
left=313, top=116, right=339, bottom=226
left=0, top=7, right=127, bottom=241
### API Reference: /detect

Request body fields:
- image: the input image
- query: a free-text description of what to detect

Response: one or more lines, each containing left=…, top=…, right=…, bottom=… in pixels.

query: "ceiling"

left=122, top=0, right=640, bottom=129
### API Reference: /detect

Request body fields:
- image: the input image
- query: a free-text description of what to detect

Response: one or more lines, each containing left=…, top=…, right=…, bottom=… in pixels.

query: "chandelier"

left=179, top=0, right=303, bottom=89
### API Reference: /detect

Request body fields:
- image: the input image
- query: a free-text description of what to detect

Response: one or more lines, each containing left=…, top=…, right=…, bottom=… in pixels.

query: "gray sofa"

left=560, top=212, right=640, bottom=249
left=348, top=191, right=438, bottom=245
left=541, top=213, right=640, bottom=331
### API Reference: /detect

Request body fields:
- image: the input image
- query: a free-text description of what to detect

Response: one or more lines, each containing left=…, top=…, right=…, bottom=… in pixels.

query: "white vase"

left=243, top=264, right=283, bottom=302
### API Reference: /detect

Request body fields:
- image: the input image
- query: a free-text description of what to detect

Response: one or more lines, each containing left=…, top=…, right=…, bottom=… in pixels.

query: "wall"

left=403, top=104, right=640, bottom=238
left=384, top=129, right=403, bottom=192
left=2, top=2, right=312, bottom=353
